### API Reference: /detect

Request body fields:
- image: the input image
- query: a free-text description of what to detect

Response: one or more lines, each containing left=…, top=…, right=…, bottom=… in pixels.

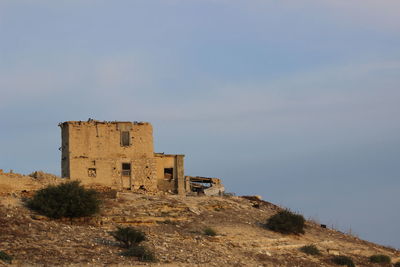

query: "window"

left=121, top=131, right=130, bottom=146
left=88, top=168, right=96, bottom=177
left=164, top=168, right=173, bottom=179
left=122, top=163, right=131, bottom=176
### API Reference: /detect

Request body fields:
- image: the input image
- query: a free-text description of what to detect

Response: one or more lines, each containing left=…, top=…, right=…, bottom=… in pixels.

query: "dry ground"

left=0, top=172, right=399, bottom=266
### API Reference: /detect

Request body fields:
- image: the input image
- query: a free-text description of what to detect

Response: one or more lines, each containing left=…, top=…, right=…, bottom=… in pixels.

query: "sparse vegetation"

left=369, top=254, right=391, bottom=264
left=26, top=181, right=100, bottom=219
left=111, top=226, right=156, bottom=262
left=1, top=172, right=397, bottom=266
left=111, top=226, right=146, bottom=248
left=121, top=245, right=156, bottom=262
left=0, top=251, right=13, bottom=264
left=203, top=227, right=217, bottom=236
left=265, top=209, right=305, bottom=234
left=331, top=255, right=355, bottom=267
left=299, top=244, right=321, bottom=255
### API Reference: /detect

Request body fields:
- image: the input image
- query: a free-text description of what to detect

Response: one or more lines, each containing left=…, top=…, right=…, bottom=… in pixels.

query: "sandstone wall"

left=60, top=121, right=158, bottom=191
left=155, top=155, right=178, bottom=192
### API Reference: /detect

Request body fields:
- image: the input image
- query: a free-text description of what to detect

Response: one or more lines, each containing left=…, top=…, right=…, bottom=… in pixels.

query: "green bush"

left=299, top=244, right=321, bottom=255
left=332, top=255, right=355, bottom=267
left=111, top=226, right=146, bottom=248
left=121, top=245, right=156, bottom=262
left=265, top=210, right=305, bottom=234
left=27, top=181, right=100, bottom=219
left=0, top=251, right=13, bottom=264
left=203, top=227, right=217, bottom=236
left=369, top=254, right=391, bottom=264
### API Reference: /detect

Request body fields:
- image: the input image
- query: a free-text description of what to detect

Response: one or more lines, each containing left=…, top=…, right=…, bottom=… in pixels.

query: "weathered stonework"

left=59, top=120, right=187, bottom=194
left=59, top=119, right=223, bottom=195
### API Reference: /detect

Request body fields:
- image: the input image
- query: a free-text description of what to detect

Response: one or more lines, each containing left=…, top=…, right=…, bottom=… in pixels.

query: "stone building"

left=59, top=120, right=223, bottom=195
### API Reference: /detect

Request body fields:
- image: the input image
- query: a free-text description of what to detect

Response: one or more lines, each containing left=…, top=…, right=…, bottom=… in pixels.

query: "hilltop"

left=0, top=171, right=399, bottom=266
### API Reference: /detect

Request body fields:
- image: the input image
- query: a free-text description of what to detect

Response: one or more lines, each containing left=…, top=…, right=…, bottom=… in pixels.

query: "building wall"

left=60, top=121, right=159, bottom=191
left=155, top=155, right=177, bottom=192
left=154, top=154, right=186, bottom=194
left=61, top=123, right=70, bottom=178
left=176, top=155, right=185, bottom=195
left=65, top=121, right=154, bottom=159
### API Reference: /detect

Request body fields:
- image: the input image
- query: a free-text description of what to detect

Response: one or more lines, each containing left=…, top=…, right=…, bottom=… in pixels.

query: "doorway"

left=121, top=163, right=131, bottom=189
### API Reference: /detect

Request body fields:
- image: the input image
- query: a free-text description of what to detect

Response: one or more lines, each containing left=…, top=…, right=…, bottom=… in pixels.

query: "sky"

left=1, top=0, right=399, bottom=249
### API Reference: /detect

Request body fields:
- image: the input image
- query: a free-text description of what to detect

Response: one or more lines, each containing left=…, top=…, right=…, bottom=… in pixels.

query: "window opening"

left=122, top=163, right=131, bottom=176
left=164, top=168, right=173, bottom=179
left=88, top=168, right=96, bottom=177
left=121, top=131, right=130, bottom=146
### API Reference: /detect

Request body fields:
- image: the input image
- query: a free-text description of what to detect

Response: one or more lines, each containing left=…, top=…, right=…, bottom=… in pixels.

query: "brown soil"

left=0, top=172, right=399, bottom=266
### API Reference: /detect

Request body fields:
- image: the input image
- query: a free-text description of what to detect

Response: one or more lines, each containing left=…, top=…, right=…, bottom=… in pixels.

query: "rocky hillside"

left=0, top=172, right=399, bottom=266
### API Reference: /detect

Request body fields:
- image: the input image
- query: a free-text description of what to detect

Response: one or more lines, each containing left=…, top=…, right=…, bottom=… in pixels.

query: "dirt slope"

left=0, top=173, right=399, bottom=266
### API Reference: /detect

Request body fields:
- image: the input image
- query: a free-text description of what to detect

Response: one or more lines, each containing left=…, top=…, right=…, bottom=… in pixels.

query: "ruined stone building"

left=59, top=120, right=223, bottom=195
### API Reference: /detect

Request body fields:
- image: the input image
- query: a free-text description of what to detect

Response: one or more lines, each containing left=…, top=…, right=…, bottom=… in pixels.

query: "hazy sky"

left=1, top=0, right=399, bottom=248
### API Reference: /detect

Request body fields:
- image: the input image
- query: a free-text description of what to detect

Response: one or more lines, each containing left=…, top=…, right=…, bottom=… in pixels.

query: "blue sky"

left=1, top=0, right=400, bottom=248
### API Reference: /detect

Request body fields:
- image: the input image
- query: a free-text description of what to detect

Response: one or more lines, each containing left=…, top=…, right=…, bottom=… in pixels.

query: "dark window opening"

left=88, top=168, right=96, bottom=177
left=122, top=163, right=131, bottom=176
left=121, top=131, right=130, bottom=146
left=164, top=168, right=173, bottom=179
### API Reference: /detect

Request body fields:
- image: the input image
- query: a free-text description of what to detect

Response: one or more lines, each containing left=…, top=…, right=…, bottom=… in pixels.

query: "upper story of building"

left=59, top=120, right=154, bottom=161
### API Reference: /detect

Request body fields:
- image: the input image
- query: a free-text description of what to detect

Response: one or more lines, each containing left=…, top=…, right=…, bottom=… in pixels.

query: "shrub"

left=0, top=251, right=12, bottom=264
left=299, top=244, right=321, bottom=255
left=265, top=210, right=305, bottom=234
left=203, top=227, right=217, bottom=236
left=369, top=254, right=391, bottom=264
left=121, top=245, right=156, bottom=262
left=332, top=255, right=355, bottom=267
left=111, top=226, right=146, bottom=248
left=27, top=181, right=100, bottom=219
